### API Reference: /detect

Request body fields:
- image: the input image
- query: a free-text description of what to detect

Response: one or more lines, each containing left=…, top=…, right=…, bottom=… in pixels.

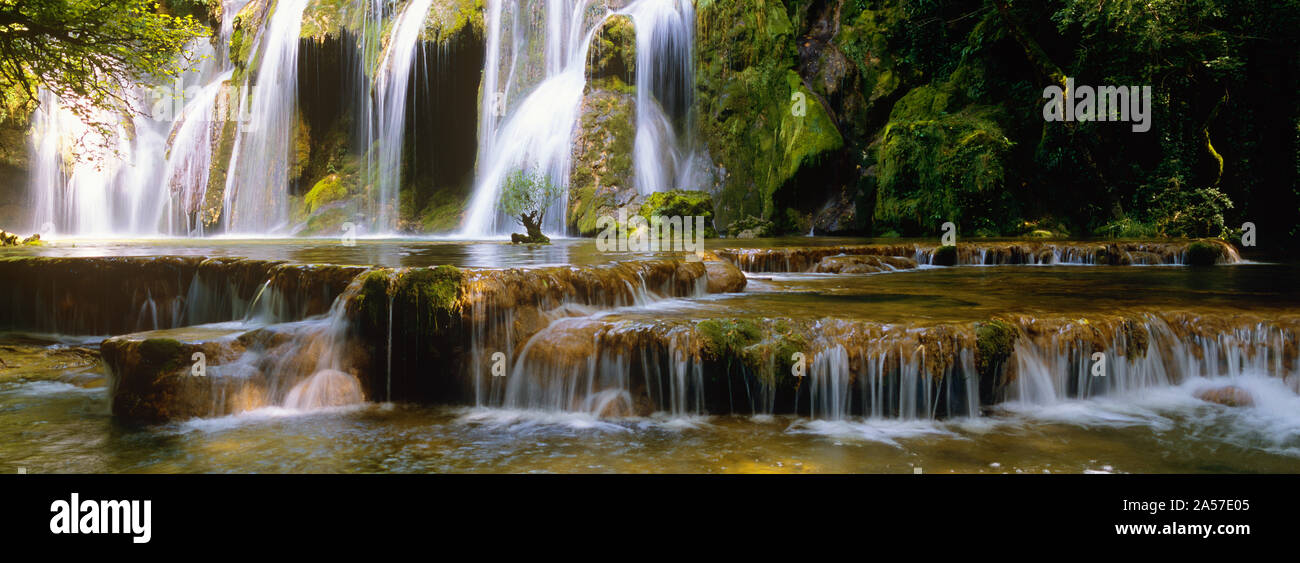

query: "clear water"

left=2, top=240, right=1298, bottom=473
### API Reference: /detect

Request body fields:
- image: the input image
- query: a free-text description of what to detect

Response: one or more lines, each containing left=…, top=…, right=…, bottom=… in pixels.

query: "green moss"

left=228, top=0, right=268, bottom=82
left=932, top=245, right=958, bottom=266
left=696, top=318, right=807, bottom=387
left=415, top=190, right=466, bottom=233
left=394, top=266, right=463, bottom=332
left=305, top=174, right=348, bottom=213
left=874, top=88, right=1014, bottom=236
left=350, top=269, right=394, bottom=330
left=419, top=0, right=486, bottom=43
left=639, top=190, right=717, bottom=237
left=725, top=215, right=775, bottom=238
left=697, top=319, right=763, bottom=361
left=1185, top=240, right=1225, bottom=266
left=975, top=320, right=1017, bottom=380
left=587, top=14, right=636, bottom=83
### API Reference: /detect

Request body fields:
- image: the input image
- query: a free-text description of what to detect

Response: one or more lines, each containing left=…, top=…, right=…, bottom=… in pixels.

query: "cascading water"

left=26, top=88, right=174, bottom=236
left=160, top=70, right=232, bottom=236
left=222, top=0, right=311, bottom=233
left=624, top=0, right=698, bottom=196
left=461, top=0, right=698, bottom=237
left=371, top=0, right=439, bottom=233
left=158, top=0, right=250, bottom=235
left=26, top=0, right=251, bottom=237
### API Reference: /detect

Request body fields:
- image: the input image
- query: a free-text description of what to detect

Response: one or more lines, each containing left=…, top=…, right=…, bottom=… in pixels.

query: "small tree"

left=499, top=169, right=562, bottom=243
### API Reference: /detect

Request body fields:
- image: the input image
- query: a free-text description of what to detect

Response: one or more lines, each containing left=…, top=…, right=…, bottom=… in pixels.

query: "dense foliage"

left=0, top=0, right=209, bottom=137
left=697, top=0, right=1300, bottom=246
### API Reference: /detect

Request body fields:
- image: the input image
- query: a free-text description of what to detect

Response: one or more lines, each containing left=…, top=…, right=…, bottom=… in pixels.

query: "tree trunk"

left=514, top=212, right=550, bottom=244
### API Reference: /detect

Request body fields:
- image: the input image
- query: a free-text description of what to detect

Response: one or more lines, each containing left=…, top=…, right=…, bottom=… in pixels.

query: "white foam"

left=785, top=418, right=959, bottom=447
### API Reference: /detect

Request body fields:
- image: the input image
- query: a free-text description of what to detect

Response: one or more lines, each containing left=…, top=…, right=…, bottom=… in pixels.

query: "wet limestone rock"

left=568, top=81, right=638, bottom=236
left=703, top=258, right=746, bottom=293
left=103, top=331, right=247, bottom=425
left=812, top=254, right=915, bottom=273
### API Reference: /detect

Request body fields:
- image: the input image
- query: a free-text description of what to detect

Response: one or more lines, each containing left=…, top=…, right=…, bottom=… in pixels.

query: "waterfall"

left=25, top=89, right=173, bottom=236
left=158, top=0, right=250, bottom=236
left=371, top=0, right=438, bottom=233
left=223, top=0, right=310, bottom=234
left=26, top=0, right=250, bottom=237
left=625, top=0, right=697, bottom=196
left=461, top=0, right=698, bottom=237
left=160, top=71, right=232, bottom=236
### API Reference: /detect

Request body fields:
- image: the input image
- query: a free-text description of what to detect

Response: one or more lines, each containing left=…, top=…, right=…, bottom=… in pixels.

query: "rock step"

left=105, top=309, right=1300, bottom=423
left=716, top=239, right=1241, bottom=272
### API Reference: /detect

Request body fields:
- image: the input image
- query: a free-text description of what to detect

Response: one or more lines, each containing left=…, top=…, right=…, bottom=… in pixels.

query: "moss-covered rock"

left=638, top=190, right=716, bottom=237
left=228, top=0, right=270, bottom=82
left=695, top=1, right=845, bottom=228
left=726, top=215, right=775, bottom=238
left=931, top=245, right=958, bottom=266
left=697, top=319, right=763, bottom=363
left=568, top=81, right=638, bottom=236
left=305, top=174, right=348, bottom=213
left=873, top=84, right=1014, bottom=235
left=975, top=319, right=1017, bottom=403
left=587, top=14, right=636, bottom=84
left=1185, top=240, right=1226, bottom=266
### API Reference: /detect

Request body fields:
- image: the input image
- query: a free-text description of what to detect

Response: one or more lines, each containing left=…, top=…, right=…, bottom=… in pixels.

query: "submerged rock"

left=1195, top=386, right=1255, bottom=407
left=0, top=341, right=99, bottom=382
left=812, top=254, right=916, bottom=274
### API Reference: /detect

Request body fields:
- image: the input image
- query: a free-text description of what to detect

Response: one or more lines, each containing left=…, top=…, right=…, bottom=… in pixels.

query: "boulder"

left=812, top=254, right=916, bottom=274
left=102, top=329, right=248, bottom=425
left=704, top=259, right=747, bottom=293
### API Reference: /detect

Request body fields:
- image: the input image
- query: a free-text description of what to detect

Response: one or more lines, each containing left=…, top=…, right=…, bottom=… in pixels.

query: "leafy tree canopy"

left=0, top=0, right=210, bottom=134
